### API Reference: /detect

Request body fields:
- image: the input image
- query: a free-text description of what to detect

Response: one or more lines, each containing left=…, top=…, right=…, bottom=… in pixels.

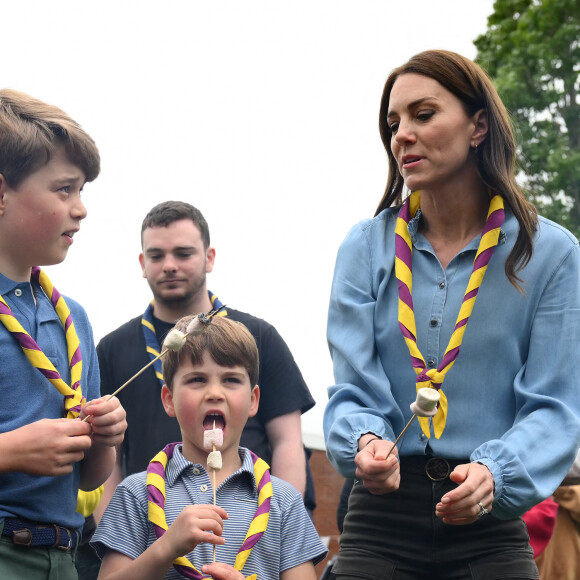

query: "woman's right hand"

left=355, top=437, right=400, bottom=494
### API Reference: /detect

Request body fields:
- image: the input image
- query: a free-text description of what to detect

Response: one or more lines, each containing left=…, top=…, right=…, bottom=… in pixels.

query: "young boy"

left=92, top=316, right=327, bottom=580
left=0, top=89, right=127, bottom=579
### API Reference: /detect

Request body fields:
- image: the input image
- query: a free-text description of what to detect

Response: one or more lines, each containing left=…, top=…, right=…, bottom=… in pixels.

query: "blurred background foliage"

left=475, top=0, right=580, bottom=237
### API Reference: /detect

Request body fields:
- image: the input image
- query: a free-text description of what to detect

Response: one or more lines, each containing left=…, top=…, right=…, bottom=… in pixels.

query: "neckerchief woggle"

left=394, top=191, right=505, bottom=438
left=141, top=291, right=228, bottom=388
left=147, top=443, right=272, bottom=580
left=0, top=267, right=84, bottom=416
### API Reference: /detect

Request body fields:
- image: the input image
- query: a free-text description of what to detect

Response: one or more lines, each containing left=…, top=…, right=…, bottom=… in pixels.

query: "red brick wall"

left=310, top=449, right=345, bottom=578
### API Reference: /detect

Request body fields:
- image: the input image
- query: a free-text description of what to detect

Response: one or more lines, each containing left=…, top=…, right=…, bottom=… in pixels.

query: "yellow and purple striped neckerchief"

left=394, top=191, right=505, bottom=438
left=147, top=443, right=273, bottom=580
left=0, top=267, right=84, bottom=417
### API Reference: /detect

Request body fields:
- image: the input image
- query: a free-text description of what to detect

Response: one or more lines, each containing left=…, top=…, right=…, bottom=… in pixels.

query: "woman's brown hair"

left=376, top=50, right=537, bottom=289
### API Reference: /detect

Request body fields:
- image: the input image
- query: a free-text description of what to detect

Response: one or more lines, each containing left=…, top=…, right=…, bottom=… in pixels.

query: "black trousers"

left=333, top=456, right=538, bottom=580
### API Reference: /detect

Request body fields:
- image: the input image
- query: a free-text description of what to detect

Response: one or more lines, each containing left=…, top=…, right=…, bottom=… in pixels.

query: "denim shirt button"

left=427, top=359, right=435, bottom=368
left=439, top=281, right=446, bottom=289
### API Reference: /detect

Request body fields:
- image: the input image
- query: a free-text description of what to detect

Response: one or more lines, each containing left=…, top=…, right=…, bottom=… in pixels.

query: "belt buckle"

left=425, top=457, right=451, bottom=481
left=53, top=525, right=71, bottom=550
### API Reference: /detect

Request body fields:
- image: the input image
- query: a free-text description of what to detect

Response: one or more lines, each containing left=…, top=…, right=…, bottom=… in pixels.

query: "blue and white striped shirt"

left=92, top=446, right=327, bottom=579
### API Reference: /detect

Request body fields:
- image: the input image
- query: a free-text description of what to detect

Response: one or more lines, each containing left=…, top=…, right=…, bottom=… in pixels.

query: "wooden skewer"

left=212, top=420, right=218, bottom=564
left=384, top=414, right=417, bottom=462
left=81, top=305, right=228, bottom=423
left=81, top=348, right=169, bottom=422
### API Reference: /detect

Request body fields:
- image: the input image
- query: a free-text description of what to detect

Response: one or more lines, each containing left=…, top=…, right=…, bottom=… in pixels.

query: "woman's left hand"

left=435, top=462, right=494, bottom=525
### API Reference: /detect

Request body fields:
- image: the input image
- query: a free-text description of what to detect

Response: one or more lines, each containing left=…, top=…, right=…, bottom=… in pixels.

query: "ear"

left=0, top=174, right=10, bottom=216
left=161, top=384, right=176, bottom=417
left=205, top=246, right=216, bottom=274
left=471, top=109, right=489, bottom=147
left=139, top=252, right=147, bottom=278
left=248, top=385, right=260, bottom=418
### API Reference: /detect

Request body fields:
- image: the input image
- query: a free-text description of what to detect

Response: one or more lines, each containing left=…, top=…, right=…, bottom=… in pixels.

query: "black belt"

left=401, top=456, right=467, bottom=481
left=1, top=518, right=77, bottom=550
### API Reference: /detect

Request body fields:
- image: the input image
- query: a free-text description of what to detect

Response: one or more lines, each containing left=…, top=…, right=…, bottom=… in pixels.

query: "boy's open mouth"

left=203, top=412, right=225, bottom=431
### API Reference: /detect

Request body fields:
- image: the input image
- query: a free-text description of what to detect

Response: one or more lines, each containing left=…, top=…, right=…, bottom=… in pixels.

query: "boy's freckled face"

left=0, top=146, right=87, bottom=273
left=162, top=351, right=259, bottom=462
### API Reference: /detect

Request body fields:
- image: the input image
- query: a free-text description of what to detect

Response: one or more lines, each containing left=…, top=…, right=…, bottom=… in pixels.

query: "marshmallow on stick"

left=383, top=388, right=441, bottom=461
left=82, top=309, right=226, bottom=422
left=205, top=422, right=223, bottom=563
left=203, top=428, right=223, bottom=450
left=207, top=450, right=223, bottom=470
left=163, top=329, right=187, bottom=351
left=410, top=387, right=440, bottom=417
left=186, top=315, right=206, bottom=337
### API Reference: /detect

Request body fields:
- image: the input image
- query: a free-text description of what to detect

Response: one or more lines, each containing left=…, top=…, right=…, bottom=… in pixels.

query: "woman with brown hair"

left=324, top=50, right=580, bottom=579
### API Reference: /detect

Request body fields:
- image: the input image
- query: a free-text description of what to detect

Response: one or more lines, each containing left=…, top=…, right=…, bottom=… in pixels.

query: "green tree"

left=475, top=0, right=580, bottom=236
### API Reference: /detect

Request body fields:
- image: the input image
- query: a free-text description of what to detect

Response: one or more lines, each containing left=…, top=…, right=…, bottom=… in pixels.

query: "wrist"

left=358, top=433, right=382, bottom=452
left=0, top=431, right=17, bottom=472
left=156, top=530, right=182, bottom=563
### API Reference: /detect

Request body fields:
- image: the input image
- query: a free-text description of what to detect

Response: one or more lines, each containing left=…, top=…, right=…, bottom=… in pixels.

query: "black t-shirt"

left=97, top=307, right=316, bottom=505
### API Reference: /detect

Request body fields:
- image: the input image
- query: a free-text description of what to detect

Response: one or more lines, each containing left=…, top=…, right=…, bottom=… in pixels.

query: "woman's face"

left=386, top=73, right=484, bottom=194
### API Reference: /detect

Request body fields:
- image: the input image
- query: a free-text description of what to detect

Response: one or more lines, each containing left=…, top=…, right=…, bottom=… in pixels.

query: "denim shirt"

left=324, top=207, right=580, bottom=519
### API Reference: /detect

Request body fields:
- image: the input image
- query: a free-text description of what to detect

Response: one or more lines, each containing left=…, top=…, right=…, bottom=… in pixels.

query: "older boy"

left=0, top=89, right=127, bottom=579
left=92, top=316, right=326, bottom=580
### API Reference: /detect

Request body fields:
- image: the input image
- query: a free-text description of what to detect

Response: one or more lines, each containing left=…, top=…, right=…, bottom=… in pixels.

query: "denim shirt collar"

left=407, top=207, right=507, bottom=253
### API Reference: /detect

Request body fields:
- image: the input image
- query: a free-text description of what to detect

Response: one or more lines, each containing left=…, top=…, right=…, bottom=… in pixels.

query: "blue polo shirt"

left=92, top=446, right=327, bottom=579
left=0, top=272, right=100, bottom=530
left=325, top=208, right=580, bottom=519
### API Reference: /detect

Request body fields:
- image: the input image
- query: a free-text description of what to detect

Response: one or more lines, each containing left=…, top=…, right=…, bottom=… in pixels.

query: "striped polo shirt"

left=92, top=446, right=327, bottom=579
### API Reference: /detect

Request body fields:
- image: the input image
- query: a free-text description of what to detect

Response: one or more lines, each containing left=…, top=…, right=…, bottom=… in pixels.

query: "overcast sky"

left=3, top=0, right=495, bottom=448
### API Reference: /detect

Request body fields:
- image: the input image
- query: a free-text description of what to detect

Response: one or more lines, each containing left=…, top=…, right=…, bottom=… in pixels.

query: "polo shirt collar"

left=0, top=271, right=28, bottom=295
left=166, top=445, right=258, bottom=489
left=0, top=271, right=51, bottom=298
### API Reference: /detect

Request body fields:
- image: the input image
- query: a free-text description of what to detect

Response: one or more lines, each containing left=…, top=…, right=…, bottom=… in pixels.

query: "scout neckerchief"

left=395, top=191, right=505, bottom=439
left=142, top=292, right=228, bottom=387
left=147, top=443, right=273, bottom=580
left=0, top=266, right=84, bottom=417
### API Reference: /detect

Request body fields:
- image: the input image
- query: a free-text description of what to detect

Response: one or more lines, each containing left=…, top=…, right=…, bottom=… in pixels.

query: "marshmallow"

left=186, top=316, right=205, bottom=336
left=207, top=450, right=222, bottom=471
left=163, top=329, right=187, bottom=351
left=203, top=428, right=223, bottom=450
left=410, top=387, right=440, bottom=417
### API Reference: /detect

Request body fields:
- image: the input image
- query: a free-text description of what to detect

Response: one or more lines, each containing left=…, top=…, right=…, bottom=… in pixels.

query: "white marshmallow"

left=186, top=316, right=205, bottom=336
left=203, top=428, right=223, bottom=450
left=163, top=329, right=187, bottom=351
left=207, top=450, right=222, bottom=471
left=410, top=388, right=440, bottom=417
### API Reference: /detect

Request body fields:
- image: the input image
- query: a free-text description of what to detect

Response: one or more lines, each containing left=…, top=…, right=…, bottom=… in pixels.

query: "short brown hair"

left=0, top=89, right=100, bottom=187
left=141, top=201, right=210, bottom=249
left=162, top=316, right=259, bottom=389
